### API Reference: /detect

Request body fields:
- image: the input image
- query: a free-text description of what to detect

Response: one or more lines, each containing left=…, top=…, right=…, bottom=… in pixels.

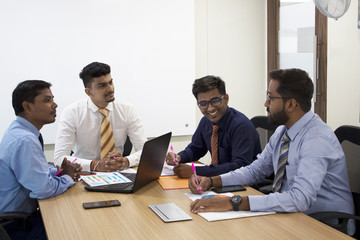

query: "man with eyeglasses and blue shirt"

left=188, top=69, right=355, bottom=236
left=165, top=75, right=261, bottom=178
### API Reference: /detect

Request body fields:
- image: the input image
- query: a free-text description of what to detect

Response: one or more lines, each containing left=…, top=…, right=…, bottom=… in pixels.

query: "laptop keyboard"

left=102, top=181, right=133, bottom=190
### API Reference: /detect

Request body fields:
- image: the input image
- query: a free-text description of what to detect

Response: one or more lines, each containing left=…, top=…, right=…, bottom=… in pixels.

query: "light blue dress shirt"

left=0, top=117, right=74, bottom=213
left=221, top=111, right=355, bottom=232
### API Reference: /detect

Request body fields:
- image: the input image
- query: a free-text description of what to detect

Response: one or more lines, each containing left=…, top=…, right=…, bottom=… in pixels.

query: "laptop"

left=84, top=132, right=172, bottom=193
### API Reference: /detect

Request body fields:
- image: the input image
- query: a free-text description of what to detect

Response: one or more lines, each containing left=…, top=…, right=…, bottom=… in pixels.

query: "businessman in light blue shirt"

left=0, top=80, right=82, bottom=239
left=189, top=68, right=355, bottom=235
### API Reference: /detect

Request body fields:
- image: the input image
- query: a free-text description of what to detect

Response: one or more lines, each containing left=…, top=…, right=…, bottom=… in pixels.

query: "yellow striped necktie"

left=98, top=108, right=116, bottom=160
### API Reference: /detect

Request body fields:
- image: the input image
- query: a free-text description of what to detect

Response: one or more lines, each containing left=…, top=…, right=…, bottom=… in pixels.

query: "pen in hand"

left=56, top=158, right=77, bottom=176
left=170, top=145, right=177, bottom=164
left=192, top=162, right=202, bottom=194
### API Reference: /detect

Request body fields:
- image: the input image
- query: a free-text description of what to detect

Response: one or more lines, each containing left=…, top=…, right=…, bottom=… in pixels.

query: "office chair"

left=250, top=116, right=279, bottom=194
left=122, top=136, right=133, bottom=157
left=0, top=211, right=30, bottom=240
left=310, top=125, right=360, bottom=238
left=250, top=116, right=278, bottom=150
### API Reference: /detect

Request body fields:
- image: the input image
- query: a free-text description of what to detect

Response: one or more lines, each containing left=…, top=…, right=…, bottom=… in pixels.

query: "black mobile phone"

left=80, top=171, right=96, bottom=175
left=212, top=185, right=246, bottom=193
left=83, top=200, right=121, bottom=209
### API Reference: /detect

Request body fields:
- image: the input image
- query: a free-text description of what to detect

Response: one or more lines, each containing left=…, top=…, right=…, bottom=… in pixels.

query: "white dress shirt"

left=54, top=98, right=147, bottom=171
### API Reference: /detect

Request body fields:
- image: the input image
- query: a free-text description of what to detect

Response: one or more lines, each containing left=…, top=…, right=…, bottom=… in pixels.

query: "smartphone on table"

left=80, top=171, right=96, bottom=175
left=213, top=185, right=246, bottom=193
left=83, top=200, right=121, bottom=209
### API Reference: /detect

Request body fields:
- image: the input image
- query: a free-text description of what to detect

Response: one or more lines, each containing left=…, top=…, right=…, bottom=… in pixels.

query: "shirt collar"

left=16, top=116, right=41, bottom=138
left=87, top=98, right=114, bottom=113
left=286, top=111, right=314, bottom=141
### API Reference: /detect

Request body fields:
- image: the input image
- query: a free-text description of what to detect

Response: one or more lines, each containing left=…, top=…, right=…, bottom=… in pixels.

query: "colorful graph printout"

left=81, top=172, right=132, bottom=187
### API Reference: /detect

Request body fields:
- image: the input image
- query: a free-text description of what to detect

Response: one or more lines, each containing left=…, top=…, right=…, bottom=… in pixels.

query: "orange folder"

left=157, top=176, right=189, bottom=190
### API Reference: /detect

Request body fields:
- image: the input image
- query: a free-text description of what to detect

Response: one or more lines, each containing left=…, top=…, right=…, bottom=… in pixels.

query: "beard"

left=105, top=92, right=115, bottom=103
left=267, top=105, right=289, bottom=125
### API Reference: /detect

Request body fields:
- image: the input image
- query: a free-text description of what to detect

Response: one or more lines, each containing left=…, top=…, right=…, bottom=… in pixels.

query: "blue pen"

left=201, top=194, right=229, bottom=199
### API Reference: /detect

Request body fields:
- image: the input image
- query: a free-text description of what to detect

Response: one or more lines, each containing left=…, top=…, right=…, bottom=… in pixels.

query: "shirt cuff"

left=248, top=195, right=267, bottom=212
left=220, top=172, right=235, bottom=186
left=126, top=155, right=137, bottom=167
left=49, top=166, right=58, bottom=176
left=126, top=150, right=142, bottom=167
left=60, top=174, right=75, bottom=185
left=75, top=158, right=92, bottom=171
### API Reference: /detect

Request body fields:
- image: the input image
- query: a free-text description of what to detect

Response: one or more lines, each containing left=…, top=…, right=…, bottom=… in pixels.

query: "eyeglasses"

left=266, top=93, right=291, bottom=102
left=198, top=95, right=225, bottom=109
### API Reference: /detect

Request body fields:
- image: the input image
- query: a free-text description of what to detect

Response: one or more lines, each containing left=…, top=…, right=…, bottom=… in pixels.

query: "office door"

left=267, top=0, right=327, bottom=121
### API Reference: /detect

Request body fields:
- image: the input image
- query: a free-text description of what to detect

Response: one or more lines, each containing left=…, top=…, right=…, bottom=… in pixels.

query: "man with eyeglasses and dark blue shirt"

left=165, top=75, right=261, bottom=178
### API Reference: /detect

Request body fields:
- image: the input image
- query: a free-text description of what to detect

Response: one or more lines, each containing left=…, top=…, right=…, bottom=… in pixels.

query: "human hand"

left=190, top=196, right=232, bottom=213
left=96, top=152, right=130, bottom=171
left=173, top=164, right=193, bottom=179
left=165, top=152, right=181, bottom=166
left=59, top=158, right=82, bottom=181
left=188, top=175, right=211, bottom=193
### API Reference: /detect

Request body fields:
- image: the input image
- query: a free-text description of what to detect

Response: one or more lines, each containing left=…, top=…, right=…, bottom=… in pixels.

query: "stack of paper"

left=185, top=191, right=275, bottom=222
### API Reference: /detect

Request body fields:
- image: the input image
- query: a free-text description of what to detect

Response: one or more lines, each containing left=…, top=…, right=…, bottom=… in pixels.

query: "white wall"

left=45, top=1, right=360, bottom=163
left=45, top=0, right=267, bottom=163
left=327, top=0, right=360, bottom=129
left=163, top=0, right=267, bottom=165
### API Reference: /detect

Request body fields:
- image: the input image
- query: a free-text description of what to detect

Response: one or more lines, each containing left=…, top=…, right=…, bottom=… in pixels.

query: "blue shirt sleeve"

left=11, top=136, right=74, bottom=200
left=178, top=118, right=209, bottom=163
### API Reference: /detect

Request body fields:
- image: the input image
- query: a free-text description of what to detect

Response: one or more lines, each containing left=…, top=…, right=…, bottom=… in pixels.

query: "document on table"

left=185, top=191, right=275, bottom=222
left=161, top=162, right=204, bottom=176
left=80, top=172, right=132, bottom=187
left=157, top=176, right=189, bottom=190
left=161, top=163, right=175, bottom=176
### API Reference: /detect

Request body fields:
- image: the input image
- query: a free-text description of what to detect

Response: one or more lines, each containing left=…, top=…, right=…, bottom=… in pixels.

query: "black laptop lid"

left=84, top=132, right=171, bottom=193
left=132, top=132, right=171, bottom=192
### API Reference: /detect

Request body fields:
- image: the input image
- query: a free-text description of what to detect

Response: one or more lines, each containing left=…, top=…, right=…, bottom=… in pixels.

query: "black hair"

left=269, top=68, right=314, bottom=112
left=79, top=62, right=111, bottom=88
left=192, top=75, right=226, bottom=99
left=12, top=80, right=52, bottom=116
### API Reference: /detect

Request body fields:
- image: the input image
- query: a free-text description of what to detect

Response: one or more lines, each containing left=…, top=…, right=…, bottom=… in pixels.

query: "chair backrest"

left=334, top=125, right=360, bottom=194
left=335, top=125, right=360, bottom=237
left=122, top=136, right=133, bottom=157
left=250, top=116, right=279, bottom=150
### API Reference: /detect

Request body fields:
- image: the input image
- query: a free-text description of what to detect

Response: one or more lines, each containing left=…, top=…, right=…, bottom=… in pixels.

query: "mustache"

left=266, top=107, right=270, bottom=113
left=105, top=92, right=114, bottom=97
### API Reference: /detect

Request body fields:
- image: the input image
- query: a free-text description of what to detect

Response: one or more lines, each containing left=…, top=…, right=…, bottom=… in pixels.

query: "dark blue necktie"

left=38, top=133, right=44, bottom=152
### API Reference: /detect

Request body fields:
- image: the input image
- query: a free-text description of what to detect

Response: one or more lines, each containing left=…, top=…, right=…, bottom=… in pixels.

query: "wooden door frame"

left=267, top=0, right=327, bottom=122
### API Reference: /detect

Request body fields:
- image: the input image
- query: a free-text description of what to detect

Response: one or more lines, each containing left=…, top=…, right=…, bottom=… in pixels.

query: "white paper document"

left=80, top=172, right=132, bottom=187
left=161, top=162, right=204, bottom=176
left=185, top=191, right=275, bottom=222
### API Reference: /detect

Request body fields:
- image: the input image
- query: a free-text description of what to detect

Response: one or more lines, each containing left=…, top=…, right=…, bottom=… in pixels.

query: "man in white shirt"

left=54, top=62, right=147, bottom=172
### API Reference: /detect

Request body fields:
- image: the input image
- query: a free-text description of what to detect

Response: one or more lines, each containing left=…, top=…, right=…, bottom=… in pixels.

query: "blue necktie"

left=272, top=132, right=290, bottom=193
left=38, top=133, right=44, bottom=152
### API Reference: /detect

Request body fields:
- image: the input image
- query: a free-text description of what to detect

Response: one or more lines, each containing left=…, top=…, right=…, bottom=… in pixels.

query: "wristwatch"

left=230, top=195, right=242, bottom=211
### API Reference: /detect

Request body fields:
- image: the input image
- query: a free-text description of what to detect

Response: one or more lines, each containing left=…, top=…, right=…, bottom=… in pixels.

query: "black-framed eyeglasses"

left=266, top=93, right=291, bottom=102
left=198, top=95, right=225, bottom=109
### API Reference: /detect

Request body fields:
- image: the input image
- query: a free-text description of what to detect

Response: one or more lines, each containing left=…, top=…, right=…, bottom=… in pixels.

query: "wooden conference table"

left=38, top=178, right=353, bottom=240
